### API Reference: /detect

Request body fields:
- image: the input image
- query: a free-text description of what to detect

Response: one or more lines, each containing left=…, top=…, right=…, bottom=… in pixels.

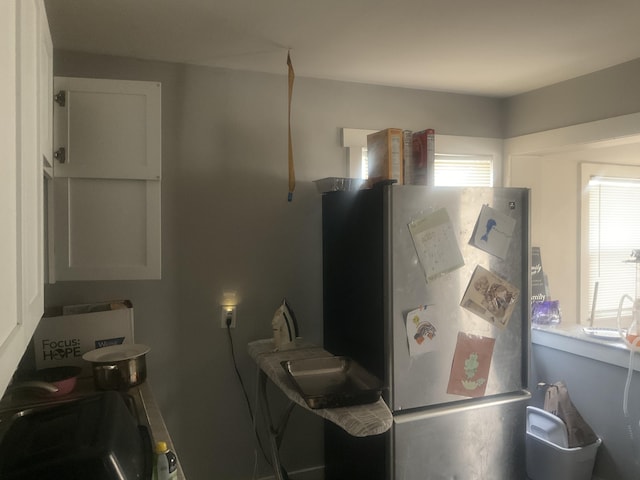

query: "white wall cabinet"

left=52, top=77, right=162, bottom=281
left=0, top=0, right=50, bottom=394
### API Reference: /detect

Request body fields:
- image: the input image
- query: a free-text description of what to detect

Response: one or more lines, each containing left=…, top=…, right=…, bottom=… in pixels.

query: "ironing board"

left=248, top=339, right=392, bottom=480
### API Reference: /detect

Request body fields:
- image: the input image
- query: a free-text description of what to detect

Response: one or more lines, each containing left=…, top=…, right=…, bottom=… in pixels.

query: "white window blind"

left=434, top=154, right=493, bottom=187
left=361, top=150, right=493, bottom=187
left=587, top=176, right=640, bottom=319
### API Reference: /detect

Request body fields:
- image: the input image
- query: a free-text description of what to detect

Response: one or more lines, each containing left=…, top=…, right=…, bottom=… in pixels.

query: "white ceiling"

left=44, top=0, right=640, bottom=98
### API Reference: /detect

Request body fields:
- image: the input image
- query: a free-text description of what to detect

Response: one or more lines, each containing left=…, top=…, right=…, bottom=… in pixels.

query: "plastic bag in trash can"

left=544, top=381, right=599, bottom=448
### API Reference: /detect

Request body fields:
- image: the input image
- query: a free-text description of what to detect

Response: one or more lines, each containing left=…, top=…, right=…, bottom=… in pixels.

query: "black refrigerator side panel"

left=324, top=422, right=387, bottom=480
left=322, top=188, right=385, bottom=381
left=322, top=187, right=387, bottom=480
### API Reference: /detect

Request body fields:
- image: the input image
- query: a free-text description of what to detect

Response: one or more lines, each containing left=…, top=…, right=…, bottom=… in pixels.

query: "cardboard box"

left=367, top=128, right=404, bottom=184
left=33, top=301, right=134, bottom=376
left=406, top=129, right=435, bottom=185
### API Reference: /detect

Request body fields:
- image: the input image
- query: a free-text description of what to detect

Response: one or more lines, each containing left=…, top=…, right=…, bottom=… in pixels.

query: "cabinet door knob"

left=54, top=90, right=66, bottom=106
left=54, top=147, right=66, bottom=163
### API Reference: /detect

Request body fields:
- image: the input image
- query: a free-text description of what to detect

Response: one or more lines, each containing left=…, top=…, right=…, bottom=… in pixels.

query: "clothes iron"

left=272, top=299, right=299, bottom=351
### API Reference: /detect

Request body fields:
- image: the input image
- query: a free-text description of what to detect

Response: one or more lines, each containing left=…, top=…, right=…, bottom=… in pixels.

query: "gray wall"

left=45, top=49, right=640, bottom=479
left=503, top=57, right=640, bottom=137
left=45, top=50, right=503, bottom=479
left=530, top=344, right=640, bottom=480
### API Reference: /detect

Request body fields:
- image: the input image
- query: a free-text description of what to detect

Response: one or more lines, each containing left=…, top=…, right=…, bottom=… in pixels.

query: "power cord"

left=225, top=319, right=271, bottom=467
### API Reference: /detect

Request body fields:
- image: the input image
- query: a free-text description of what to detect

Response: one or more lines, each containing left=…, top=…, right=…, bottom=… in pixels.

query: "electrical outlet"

left=220, top=305, right=237, bottom=328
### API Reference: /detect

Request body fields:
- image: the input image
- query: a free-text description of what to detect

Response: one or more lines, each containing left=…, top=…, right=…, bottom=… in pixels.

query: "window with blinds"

left=361, top=150, right=493, bottom=187
left=434, top=154, right=493, bottom=187
left=586, top=174, right=640, bottom=320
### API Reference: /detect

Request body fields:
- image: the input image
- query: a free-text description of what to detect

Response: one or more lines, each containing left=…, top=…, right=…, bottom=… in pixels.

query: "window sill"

left=532, top=323, right=638, bottom=371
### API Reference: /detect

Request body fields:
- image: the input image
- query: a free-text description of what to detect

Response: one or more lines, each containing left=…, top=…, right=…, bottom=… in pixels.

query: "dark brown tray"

left=281, top=356, right=383, bottom=409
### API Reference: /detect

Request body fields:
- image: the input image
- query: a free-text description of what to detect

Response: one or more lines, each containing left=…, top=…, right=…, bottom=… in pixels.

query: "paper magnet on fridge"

left=460, top=265, right=520, bottom=329
left=470, top=204, right=516, bottom=260
left=405, top=306, right=439, bottom=357
left=447, top=332, right=495, bottom=397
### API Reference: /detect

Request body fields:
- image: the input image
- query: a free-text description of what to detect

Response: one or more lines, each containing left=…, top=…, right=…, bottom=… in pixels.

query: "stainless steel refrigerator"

left=322, top=182, right=531, bottom=480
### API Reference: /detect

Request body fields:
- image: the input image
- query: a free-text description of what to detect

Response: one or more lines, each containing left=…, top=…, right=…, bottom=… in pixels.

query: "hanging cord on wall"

left=623, top=348, right=635, bottom=434
left=225, top=323, right=271, bottom=468
left=287, top=50, right=295, bottom=202
left=622, top=347, right=640, bottom=476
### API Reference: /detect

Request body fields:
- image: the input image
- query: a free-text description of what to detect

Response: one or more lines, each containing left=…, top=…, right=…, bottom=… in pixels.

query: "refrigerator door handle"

left=393, top=390, right=531, bottom=423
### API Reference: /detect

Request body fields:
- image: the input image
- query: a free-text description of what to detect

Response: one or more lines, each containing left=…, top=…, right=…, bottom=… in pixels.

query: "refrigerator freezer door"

left=392, top=391, right=530, bottom=480
left=387, top=186, right=530, bottom=411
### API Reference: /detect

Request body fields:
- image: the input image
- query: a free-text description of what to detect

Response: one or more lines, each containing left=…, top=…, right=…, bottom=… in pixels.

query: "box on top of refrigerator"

left=405, top=129, right=435, bottom=186
left=33, top=300, right=134, bottom=375
left=366, top=128, right=404, bottom=185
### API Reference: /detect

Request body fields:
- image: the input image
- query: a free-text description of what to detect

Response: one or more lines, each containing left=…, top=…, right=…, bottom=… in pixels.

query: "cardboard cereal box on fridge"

left=33, top=300, right=135, bottom=375
left=406, top=129, right=435, bottom=186
left=366, top=128, right=404, bottom=185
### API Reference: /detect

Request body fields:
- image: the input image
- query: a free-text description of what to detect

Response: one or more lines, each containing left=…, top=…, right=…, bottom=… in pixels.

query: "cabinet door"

left=0, top=0, right=20, bottom=357
left=53, top=178, right=161, bottom=280
left=39, top=2, right=53, bottom=176
left=52, top=77, right=161, bottom=280
left=0, top=0, right=47, bottom=394
left=53, top=77, right=161, bottom=180
left=19, top=0, right=45, bottom=339
left=38, top=3, right=54, bottom=283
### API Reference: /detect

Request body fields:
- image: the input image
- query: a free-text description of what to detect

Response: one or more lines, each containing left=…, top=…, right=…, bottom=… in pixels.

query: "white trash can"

left=526, top=407, right=601, bottom=480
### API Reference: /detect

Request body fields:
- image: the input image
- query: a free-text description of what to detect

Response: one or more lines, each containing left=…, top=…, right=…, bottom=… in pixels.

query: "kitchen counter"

left=136, top=380, right=186, bottom=480
left=0, top=377, right=185, bottom=480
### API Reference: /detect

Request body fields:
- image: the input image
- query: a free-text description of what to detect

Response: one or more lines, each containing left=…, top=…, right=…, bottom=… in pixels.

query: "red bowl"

left=33, top=366, right=82, bottom=396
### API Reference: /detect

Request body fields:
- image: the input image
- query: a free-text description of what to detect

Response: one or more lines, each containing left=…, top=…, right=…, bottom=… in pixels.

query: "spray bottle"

left=153, top=441, right=178, bottom=480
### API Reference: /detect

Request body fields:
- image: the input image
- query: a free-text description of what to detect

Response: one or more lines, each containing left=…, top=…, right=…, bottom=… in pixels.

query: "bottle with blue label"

left=153, top=441, right=178, bottom=480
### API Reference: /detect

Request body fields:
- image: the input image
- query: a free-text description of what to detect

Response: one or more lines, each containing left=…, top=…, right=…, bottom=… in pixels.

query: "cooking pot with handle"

left=82, top=344, right=150, bottom=390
